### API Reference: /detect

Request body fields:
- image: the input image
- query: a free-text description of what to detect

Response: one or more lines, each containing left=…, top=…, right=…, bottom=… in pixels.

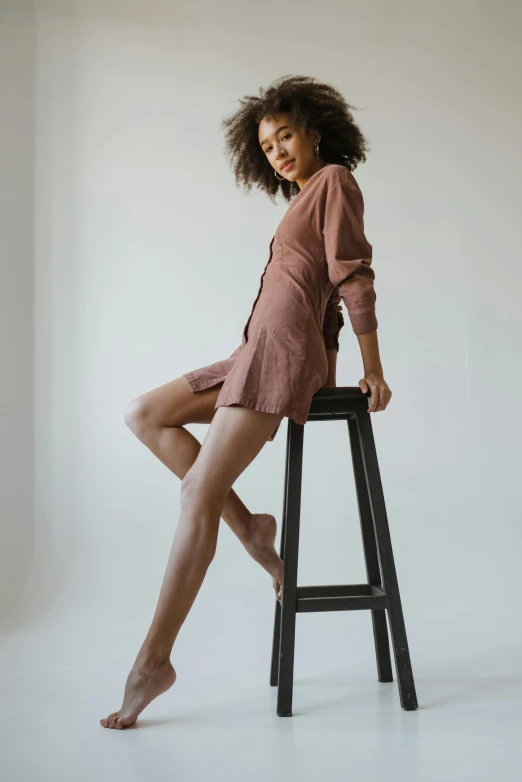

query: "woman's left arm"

left=356, top=330, right=392, bottom=413
left=322, top=322, right=392, bottom=412
left=322, top=171, right=392, bottom=412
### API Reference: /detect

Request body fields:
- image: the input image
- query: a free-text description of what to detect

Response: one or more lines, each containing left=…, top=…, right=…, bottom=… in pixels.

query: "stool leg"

left=355, top=410, right=418, bottom=711
left=272, top=418, right=304, bottom=717
left=269, top=421, right=289, bottom=687
left=269, top=599, right=282, bottom=688
left=347, top=416, right=393, bottom=683
left=270, top=417, right=291, bottom=688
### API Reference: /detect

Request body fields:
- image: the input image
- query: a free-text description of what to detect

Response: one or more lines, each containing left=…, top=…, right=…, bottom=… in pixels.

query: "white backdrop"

left=1, top=1, right=521, bottom=779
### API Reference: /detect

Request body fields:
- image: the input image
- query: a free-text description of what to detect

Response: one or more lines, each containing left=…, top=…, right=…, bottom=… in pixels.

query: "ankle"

left=135, top=649, right=171, bottom=669
left=241, top=513, right=256, bottom=544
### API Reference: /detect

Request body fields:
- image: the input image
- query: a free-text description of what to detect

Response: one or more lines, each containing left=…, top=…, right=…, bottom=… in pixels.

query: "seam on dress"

left=215, top=392, right=308, bottom=426
left=184, top=372, right=227, bottom=392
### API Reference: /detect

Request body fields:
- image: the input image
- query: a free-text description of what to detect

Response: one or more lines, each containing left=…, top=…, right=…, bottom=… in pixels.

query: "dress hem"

left=183, top=371, right=226, bottom=393
left=215, top=391, right=308, bottom=427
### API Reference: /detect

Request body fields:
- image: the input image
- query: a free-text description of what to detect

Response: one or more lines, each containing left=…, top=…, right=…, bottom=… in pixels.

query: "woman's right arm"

left=322, top=288, right=344, bottom=352
left=321, top=290, right=344, bottom=387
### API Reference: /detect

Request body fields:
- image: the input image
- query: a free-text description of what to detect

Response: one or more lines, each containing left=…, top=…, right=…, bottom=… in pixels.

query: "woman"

left=100, top=75, right=392, bottom=730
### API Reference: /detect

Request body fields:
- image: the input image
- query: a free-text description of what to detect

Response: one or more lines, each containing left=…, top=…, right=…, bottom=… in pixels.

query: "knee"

left=180, top=469, right=200, bottom=507
left=124, top=395, right=154, bottom=436
left=180, top=472, right=222, bottom=556
left=180, top=469, right=224, bottom=517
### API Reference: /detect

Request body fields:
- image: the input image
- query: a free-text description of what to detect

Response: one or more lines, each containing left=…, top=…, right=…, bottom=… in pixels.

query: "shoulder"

left=322, top=164, right=365, bottom=221
left=324, top=164, right=360, bottom=192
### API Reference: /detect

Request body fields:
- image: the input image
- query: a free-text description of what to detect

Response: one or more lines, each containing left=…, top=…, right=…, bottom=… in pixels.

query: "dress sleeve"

left=322, top=288, right=345, bottom=351
left=322, top=176, right=378, bottom=335
left=228, top=344, right=243, bottom=358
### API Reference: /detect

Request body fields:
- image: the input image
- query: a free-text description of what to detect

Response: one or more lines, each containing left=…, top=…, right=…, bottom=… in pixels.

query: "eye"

left=265, top=133, right=291, bottom=154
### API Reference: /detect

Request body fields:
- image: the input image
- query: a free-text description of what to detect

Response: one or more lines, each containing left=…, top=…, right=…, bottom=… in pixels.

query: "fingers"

left=360, top=379, right=393, bottom=412
left=367, top=388, right=379, bottom=412
left=367, top=386, right=392, bottom=412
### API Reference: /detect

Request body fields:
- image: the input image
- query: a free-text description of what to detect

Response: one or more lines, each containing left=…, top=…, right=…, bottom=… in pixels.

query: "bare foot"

left=243, top=513, right=284, bottom=600
left=100, top=658, right=176, bottom=729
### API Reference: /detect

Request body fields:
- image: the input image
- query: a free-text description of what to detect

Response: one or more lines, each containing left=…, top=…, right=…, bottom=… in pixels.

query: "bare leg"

left=100, top=403, right=284, bottom=729
left=124, top=377, right=283, bottom=598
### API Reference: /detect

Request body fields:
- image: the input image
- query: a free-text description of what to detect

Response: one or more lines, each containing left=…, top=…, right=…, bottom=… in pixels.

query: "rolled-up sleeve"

left=322, top=288, right=345, bottom=351
left=322, top=175, right=378, bottom=335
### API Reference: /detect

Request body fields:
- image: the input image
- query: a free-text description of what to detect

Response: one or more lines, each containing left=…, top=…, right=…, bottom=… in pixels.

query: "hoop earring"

left=314, top=143, right=319, bottom=155
left=274, top=169, right=285, bottom=180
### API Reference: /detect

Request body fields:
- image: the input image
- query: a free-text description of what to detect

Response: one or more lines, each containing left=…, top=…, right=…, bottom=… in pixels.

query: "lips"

left=281, top=160, right=295, bottom=171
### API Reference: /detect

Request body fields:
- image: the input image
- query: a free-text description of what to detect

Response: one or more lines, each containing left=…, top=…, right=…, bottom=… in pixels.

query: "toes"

left=100, top=712, right=117, bottom=728
left=110, top=713, right=120, bottom=729
left=101, top=711, right=127, bottom=729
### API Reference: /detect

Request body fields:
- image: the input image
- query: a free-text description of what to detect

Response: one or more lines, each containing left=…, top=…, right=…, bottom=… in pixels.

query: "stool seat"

left=270, top=386, right=418, bottom=716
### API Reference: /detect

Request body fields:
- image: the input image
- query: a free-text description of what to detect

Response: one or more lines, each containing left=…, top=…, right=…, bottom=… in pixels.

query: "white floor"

left=2, top=623, right=521, bottom=782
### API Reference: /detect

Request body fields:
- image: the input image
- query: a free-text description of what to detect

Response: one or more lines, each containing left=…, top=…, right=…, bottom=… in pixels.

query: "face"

left=258, top=112, right=326, bottom=190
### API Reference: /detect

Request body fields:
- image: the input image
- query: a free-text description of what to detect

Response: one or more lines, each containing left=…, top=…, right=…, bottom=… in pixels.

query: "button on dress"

left=183, top=163, right=378, bottom=442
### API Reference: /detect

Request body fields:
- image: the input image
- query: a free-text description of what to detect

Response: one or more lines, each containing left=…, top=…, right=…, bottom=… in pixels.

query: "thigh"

left=183, top=404, right=285, bottom=505
left=138, top=375, right=223, bottom=428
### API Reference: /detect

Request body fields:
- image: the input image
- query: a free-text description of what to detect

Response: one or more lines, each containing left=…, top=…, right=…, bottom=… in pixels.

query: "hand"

left=331, top=294, right=342, bottom=314
left=359, top=372, right=392, bottom=412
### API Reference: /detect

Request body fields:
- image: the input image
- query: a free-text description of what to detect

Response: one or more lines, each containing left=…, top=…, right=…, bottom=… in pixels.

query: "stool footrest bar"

left=295, top=584, right=388, bottom=613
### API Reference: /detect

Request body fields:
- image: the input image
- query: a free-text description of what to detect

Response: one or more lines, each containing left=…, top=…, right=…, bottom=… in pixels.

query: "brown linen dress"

left=183, top=163, right=378, bottom=442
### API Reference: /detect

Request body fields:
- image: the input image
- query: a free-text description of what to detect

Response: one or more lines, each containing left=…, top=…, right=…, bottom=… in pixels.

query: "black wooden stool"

left=270, top=386, right=418, bottom=716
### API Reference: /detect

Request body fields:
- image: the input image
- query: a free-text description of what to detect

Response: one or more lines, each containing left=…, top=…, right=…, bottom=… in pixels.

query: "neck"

left=296, top=160, right=328, bottom=191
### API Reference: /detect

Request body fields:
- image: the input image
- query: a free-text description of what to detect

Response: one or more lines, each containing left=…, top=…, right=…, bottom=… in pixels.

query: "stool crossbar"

left=270, top=386, right=418, bottom=716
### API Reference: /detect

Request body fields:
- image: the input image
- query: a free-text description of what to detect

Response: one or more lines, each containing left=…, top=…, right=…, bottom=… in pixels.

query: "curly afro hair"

left=220, top=74, right=371, bottom=204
